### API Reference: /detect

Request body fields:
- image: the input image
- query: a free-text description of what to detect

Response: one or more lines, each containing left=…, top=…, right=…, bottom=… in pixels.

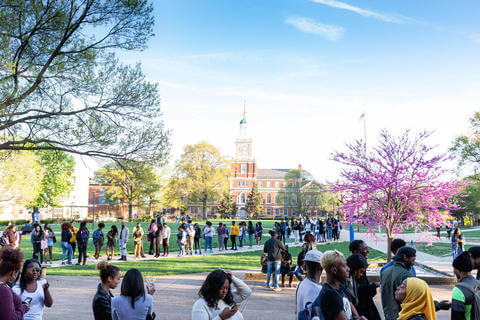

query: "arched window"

left=267, top=193, right=272, bottom=204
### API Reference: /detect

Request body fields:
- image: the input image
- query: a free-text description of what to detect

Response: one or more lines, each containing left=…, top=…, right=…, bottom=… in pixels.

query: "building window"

left=267, top=181, right=271, bottom=187
left=99, top=188, right=104, bottom=193
left=267, top=194, right=272, bottom=204
left=241, top=164, right=246, bottom=173
left=259, top=181, right=263, bottom=187
left=275, top=194, right=280, bottom=204
left=238, top=181, right=241, bottom=187
left=275, top=209, right=280, bottom=215
left=267, top=208, right=272, bottom=215
left=239, top=193, right=246, bottom=204
left=275, top=181, right=279, bottom=188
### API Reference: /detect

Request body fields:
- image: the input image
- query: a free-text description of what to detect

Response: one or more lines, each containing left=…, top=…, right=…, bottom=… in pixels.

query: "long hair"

left=111, top=225, right=118, bottom=236
left=121, top=268, right=145, bottom=309
left=19, top=259, right=41, bottom=294
left=198, top=269, right=233, bottom=309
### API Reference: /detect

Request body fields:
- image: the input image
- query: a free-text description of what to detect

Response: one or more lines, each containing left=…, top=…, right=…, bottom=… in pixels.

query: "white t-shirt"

left=13, top=278, right=47, bottom=320
left=204, top=226, right=215, bottom=237
left=296, top=278, right=322, bottom=315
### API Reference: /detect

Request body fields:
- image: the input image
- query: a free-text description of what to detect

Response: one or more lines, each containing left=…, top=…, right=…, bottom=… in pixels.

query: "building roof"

left=256, top=168, right=290, bottom=179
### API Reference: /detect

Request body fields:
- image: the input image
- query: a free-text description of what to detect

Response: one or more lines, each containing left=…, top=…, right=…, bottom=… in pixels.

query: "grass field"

left=46, top=241, right=386, bottom=277
left=414, top=242, right=475, bottom=257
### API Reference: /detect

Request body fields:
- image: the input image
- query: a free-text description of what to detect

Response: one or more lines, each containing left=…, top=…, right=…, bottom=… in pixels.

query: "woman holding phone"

left=192, top=269, right=252, bottom=320
left=13, top=259, right=53, bottom=320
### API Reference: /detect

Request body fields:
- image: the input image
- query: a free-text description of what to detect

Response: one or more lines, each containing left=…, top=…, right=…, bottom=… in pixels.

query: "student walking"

left=118, top=220, right=129, bottom=261
left=106, top=226, right=118, bottom=261
left=92, top=223, right=105, bottom=261
left=452, top=228, right=464, bottom=259
left=13, top=259, right=53, bottom=320
left=76, top=221, right=90, bottom=265
left=161, top=223, right=170, bottom=256
left=203, top=221, right=214, bottom=254
left=61, top=223, right=73, bottom=265
left=92, top=261, right=121, bottom=320
left=43, top=223, right=55, bottom=264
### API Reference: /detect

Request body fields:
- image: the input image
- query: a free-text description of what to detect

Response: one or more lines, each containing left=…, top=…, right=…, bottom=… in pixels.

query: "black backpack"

left=457, top=282, right=480, bottom=320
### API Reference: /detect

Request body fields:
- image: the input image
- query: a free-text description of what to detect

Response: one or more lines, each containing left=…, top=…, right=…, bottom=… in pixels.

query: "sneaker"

left=61, top=261, right=65, bottom=265
left=273, top=287, right=281, bottom=292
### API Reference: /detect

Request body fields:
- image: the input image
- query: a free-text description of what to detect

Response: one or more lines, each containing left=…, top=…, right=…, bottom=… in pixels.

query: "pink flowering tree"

left=332, top=130, right=465, bottom=260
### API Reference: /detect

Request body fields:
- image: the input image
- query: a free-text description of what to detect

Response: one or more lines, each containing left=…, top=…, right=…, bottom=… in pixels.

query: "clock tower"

left=235, top=106, right=253, bottom=161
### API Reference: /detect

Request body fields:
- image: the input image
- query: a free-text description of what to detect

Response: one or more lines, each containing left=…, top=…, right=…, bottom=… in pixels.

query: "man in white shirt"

left=119, top=219, right=129, bottom=261
left=296, top=249, right=323, bottom=315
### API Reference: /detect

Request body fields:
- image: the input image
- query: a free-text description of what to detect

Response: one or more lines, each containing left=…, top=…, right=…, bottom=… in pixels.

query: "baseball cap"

left=304, top=249, right=323, bottom=264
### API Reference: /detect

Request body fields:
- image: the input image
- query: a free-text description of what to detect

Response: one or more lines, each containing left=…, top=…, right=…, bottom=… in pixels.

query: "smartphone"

left=23, top=297, right=32, bottom=304
left=231, top=304, right=240, bottom=311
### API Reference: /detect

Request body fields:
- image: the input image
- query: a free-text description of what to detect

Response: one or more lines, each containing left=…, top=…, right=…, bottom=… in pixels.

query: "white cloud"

left=311, top=0, right=412, bottom=24
left=285, top=17, right=345, bottom=41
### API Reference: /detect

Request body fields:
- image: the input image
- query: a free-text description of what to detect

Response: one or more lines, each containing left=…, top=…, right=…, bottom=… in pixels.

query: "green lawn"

left=46, top=241, right=386, bottom=277
left=414, top=242, right=474, bottom=257
left=16, top=219, right=280, bottom=262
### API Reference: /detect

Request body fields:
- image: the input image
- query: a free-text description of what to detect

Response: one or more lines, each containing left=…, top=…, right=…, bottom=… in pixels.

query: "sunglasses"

left=28, top=267, right=41, bottom=273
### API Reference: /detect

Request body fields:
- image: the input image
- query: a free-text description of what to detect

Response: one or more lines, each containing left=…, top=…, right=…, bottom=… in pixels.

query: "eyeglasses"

left=28, top=267, right=41, bottom=273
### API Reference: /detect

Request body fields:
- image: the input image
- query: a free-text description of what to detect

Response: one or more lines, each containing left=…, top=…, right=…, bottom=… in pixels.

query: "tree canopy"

left=172, top=142, right=230, bottom=218
left=0, top=0, right=169, bottom=162
left=332, top=130, right=465, bottom=260
left=451, top=112, right=480, bottom=173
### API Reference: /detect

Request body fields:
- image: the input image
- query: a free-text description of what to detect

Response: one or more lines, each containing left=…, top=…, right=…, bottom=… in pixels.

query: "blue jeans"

left=327, top=228, right=332, bottom=240
left=178, top=240, right=185, bottom=255
left=205, top=236, right=213, bottom=251
left=61, top=241, right=73, bottom=262
left=248, top=234, right=253, bottom=247
left=239, top=235, right=244, bottom=248
left=266, top=261, right=281, bottom=288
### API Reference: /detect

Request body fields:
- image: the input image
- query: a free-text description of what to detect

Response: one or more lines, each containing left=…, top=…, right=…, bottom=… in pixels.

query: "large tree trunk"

left=387, top=231, right=393, bottom=262
left=128, top=203, right=133, bottom=220
left=202, top=198, right=207, bottom=219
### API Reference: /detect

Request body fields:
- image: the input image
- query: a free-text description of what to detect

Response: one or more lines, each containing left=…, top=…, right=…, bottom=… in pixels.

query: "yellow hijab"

left=398, top=278, right=436, bottom=320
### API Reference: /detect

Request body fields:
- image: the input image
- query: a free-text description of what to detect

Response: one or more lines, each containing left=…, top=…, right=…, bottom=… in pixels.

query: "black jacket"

left=92, top=283, right=114, bottom=320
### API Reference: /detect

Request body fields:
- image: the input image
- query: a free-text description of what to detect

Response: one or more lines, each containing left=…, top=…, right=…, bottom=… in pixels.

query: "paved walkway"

left=43, top=270, right=296, bottom=320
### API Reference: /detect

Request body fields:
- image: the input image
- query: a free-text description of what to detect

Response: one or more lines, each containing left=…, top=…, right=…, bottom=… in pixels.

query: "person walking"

left=76, top=221, right=90, bottom=265
left=92, top=223, right=105, bottom=261
left=161, top=223, right=170, bottom=257
left=147, top=220, right=158, bottom=255
left=43, top=224, right=55, bottom=264
left=31, top=224, right=44, bottom=264
left=380, top=247, right=416, bottom=320
left=60, top=223, right=73, bottom=265
left=247, top=221, right=255, bottom=248
left=92, top=261, right=121, bottom=320
left=118, top=220, right=129, bottom=261
left=296, top=249, right=323, bottom=317
left=13, top=259, right=53, bottom=320
left=106, top=226, right=118, bottom=261
left=451, top=251, right=479, bottom=320
left=394, top=277, right=437, bottom=320
left=192, top=269, right=252, bottom=320
left=132, top=223, right=144, bottom=260
left=111, top=268, right=155, bottom=320
left=193, top=223, right=202, bottom=255
left=0, top=247, right=29, bottom=320
left=255, top=222, right=263, bottom=246
left=68, top=222, right=78, bottom=261
left=263, top=230, right=286, bottom=291
left=203, top=221, right=214, bottom=254
left=230, top=221, right=239, bottom=251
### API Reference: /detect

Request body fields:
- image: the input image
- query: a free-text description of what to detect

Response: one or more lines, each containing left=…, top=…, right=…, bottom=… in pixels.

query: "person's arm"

left=231, top=275, right=252, bottom=303
left=43, top=281, right=53, bottom=307
left=0, top=287, right=28, bottom=320
left=192, top=300, right=220, bottom=320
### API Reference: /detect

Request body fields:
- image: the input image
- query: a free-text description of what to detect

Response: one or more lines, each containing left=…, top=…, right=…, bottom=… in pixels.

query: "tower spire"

left=243, top=97, right=246, bottom=120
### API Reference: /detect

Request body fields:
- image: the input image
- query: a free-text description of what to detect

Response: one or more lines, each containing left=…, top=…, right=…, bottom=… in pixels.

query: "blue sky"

left=104, top=0, right=480, bottom=181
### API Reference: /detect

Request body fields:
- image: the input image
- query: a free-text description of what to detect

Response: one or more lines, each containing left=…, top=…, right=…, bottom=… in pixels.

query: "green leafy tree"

left=173, top=142, right=230, bottom=218
left=218, top=191, right=237, bottom=218
left=452, top=175, right=480, bottom=220
left=246, top=182, right=264, bottom=218
left=0, top=1, right=169, bottom=163
left=280, top=169, right=322, bottom=216
left=0, top=151, right=43, bottom=209
left=29, top=150, right=75, bottom=209
left=94, top=161, right=162, bottom=219
left=451, top=112, right=480, bottom=172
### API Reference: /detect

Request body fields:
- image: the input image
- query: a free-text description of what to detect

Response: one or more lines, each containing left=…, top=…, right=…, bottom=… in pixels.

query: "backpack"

left=296, top=287, right=324, bottom=320
left=77, top=228, right=89, bottom=243
left=457, top=282, right=480, bottom=320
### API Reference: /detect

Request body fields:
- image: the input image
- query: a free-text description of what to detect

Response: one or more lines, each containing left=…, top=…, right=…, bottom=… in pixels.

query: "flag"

left=359, top=112, right=365, bottom=121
